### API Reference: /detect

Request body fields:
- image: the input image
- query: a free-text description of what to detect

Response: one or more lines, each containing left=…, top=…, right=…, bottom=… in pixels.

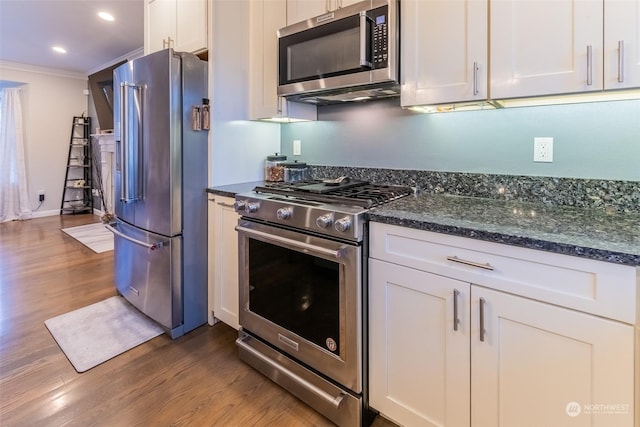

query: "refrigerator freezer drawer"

left=112, top=220, right=182, bottom=333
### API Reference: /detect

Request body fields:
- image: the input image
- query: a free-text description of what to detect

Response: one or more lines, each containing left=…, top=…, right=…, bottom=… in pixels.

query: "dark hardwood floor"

left=0, top=214, right=396, bottom=426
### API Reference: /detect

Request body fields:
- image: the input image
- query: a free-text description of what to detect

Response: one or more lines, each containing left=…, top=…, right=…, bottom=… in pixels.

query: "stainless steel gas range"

left=233, top=179, right=411, bottom=426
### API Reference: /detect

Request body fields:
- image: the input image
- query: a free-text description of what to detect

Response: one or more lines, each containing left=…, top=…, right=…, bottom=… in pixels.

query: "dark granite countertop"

left=206, top=181, right=263, bottom=198
left=369, top=193, right=640, bottom=266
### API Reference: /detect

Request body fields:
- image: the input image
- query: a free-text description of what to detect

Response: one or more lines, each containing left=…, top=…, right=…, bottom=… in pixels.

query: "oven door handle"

left=235, top=225, right=346, bottom=259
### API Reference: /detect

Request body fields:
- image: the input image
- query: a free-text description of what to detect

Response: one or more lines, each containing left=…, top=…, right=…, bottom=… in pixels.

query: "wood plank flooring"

left=0, top=215, right=397, bottom=427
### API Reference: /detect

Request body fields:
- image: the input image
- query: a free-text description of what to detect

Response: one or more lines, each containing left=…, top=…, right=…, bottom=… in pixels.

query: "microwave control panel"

left=370, top=6, right=388, bottom=69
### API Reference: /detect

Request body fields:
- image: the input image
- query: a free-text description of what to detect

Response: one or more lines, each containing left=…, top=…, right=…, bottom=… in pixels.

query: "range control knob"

left=245, top=202, right=260, bottom=213
left=316, top=213, right=333, bottom=228
left=233, top=200, right=246, bottom=211
left=276, top=207, right=292, bottom=220
left=334, top=217, right=352, bottom=232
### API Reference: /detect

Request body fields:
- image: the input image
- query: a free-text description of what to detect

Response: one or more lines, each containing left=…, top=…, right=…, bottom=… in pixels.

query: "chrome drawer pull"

left=446, top=256, right=494, bottom=271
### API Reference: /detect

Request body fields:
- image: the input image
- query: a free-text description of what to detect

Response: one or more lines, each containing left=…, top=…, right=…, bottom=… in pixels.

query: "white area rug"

left=44, top=296, right=165, bottom=372
left=61, top=222, right=113, bottom=253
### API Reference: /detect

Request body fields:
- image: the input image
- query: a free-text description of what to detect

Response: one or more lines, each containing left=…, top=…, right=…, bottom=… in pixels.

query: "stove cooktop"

left=254, top=180, right=413, bottom=209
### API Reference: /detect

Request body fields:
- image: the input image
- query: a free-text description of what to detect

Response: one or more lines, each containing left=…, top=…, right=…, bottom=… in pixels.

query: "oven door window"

left=248, top=238, right=341, bottom=354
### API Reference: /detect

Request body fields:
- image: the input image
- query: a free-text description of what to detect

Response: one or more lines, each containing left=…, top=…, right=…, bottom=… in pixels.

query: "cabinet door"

left=605, top=0, right=640, bottom=89
left=146, top=0, right=176, bottom=55
left=250, top=0, right=317, bottom=120
left=212, top=196, right=240, bottom=330
left=369, top=259, right=471, bottom=427
left=401, top=0, right=488, bottom=107
left=491, top=0, right=603, bottom=98
left=250, top=0, right=286, bottom=119
left=471, top=286, right=635, bottom=427
left=286, top=0, right=329, bottom=25
left=175, top=0, right=208, bottom=53
left=207, top=197, right=216, bottom=325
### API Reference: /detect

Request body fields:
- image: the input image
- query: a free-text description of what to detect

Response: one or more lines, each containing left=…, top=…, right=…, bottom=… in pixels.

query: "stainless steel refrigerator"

left=109, top=48, right=208, bottom=339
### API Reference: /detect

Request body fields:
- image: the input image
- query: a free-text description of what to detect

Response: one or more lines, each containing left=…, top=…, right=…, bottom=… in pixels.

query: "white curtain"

left=0, top=87, right=32, bottom=222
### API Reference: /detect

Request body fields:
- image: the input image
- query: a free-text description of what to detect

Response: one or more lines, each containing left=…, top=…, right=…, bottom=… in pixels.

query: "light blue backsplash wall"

left=280, top=98, right=640, bottom=181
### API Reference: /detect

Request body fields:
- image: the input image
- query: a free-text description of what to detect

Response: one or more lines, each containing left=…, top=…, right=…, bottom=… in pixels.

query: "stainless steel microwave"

left=277, top=0, right=399, bottom=104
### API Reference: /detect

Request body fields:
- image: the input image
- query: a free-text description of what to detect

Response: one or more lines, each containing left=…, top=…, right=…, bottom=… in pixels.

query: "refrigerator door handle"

left=119, top=82, right=144, bottom=203
left=105, top=224, right=166, bottom=251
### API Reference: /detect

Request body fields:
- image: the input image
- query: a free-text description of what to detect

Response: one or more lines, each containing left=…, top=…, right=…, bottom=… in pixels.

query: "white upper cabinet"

left=490, top=0, right=603, bottom=99
left=175, top=0, right=208, bottom=53
left=605, top=0, right=640, bottom=89
left=250, top=0, right=317, bottom=121
left=286, top=0, right=362, bottom=25
left=145, top=0, right=208, bottom=55
left=401, top=0, right=488, bottom=107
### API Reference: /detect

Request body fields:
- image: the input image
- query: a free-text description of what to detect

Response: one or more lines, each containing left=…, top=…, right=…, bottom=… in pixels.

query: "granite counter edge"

left=206, top=181, right=263, bottom=198
left=369, top=213, right=640, bottom=267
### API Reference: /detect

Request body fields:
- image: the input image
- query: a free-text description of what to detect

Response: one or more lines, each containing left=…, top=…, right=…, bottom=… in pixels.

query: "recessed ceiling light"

left=98, top=11, right=114, bottom=21
left=52, top=46, right=67, bottom=54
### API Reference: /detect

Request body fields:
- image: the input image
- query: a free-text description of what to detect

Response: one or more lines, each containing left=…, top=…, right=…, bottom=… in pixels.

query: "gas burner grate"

left=254, top=181, right=412, bottom=208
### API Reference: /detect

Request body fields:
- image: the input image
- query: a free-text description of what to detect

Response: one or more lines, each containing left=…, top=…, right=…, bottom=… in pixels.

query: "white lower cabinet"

left=369, top=223, right=637, bottom=427
left=207, top=195, right=240, bottom=329
left=471, top=286, right=634, bottom=427
left=369, top=259, right=471, bottom=427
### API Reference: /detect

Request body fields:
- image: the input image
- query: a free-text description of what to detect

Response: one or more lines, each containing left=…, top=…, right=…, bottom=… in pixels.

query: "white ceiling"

left=0, top=0, right=144, bottom=76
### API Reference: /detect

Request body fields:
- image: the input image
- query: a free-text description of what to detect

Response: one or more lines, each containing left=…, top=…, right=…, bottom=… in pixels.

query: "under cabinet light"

left=260, top=117, right=311, bottom=123
left=407, top=90, right=640, bottom=113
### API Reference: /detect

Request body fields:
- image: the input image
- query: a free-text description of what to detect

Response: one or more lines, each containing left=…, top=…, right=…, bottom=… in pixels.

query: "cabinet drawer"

left=370, top=222, right=638, bottom=324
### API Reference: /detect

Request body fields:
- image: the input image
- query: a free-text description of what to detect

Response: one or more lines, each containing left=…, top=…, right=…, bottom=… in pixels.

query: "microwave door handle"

left=359, top=12, right=373, bottom=68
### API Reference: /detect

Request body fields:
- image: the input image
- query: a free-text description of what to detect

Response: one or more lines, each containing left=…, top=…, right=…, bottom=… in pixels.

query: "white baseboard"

left=31, top=209, right=60, bottom=218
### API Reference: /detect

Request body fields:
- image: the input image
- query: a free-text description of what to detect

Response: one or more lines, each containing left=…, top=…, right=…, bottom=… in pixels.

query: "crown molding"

left=0, top=61, right=87, bottom=80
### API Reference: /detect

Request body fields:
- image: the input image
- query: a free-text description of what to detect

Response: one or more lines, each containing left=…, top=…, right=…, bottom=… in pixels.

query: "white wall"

left=0, top=62, right=88, bottom=217
left=209, top=0, right=280, bottom=186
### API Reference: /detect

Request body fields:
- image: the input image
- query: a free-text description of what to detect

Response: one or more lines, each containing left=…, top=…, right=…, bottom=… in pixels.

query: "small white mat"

left=45, top=296, right=165, bottom=372
left=61, top=222, right=114, bottom=253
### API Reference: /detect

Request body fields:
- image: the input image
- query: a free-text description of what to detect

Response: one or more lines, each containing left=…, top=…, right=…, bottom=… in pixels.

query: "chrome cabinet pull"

left=587, top=45, right=593, bottom=86
left=473, top=62, right=479, bottom=96
left=618, top=40, right=625, bottom=83
left=453, top=289, right=460, bottom=331
left=446, top=256, right=494, bottom=271
left=217, top=202, right=235, bottom=208
left=479, top=297, right=486, bottom=342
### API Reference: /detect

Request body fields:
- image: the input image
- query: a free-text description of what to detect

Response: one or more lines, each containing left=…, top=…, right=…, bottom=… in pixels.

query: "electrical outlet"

left=38, top=191, right=45, bottom=202
left=534, top=137, right=554, bottom=162
left=293, top=140, right=301, bottom=156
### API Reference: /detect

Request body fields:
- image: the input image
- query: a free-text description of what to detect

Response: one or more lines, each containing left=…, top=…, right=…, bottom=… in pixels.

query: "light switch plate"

left=534, top=137, right=553, bottom=162
left=293, top=140, right=301, bottom=156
